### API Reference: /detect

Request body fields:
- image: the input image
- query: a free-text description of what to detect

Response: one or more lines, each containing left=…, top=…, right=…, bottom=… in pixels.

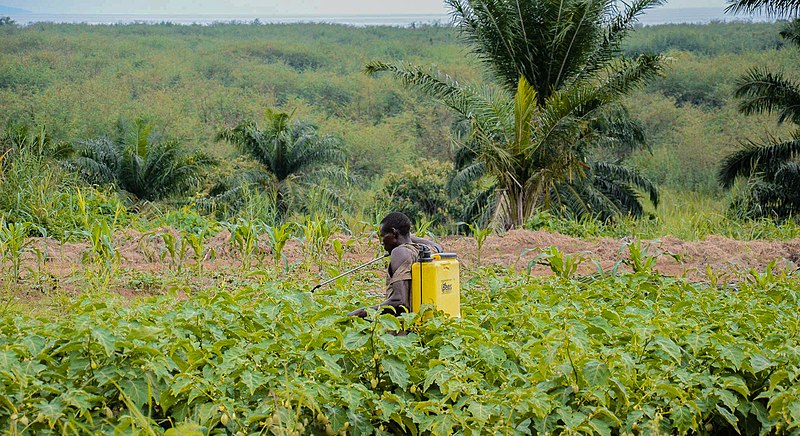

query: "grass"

left=527, top=188, right=800, bottom=241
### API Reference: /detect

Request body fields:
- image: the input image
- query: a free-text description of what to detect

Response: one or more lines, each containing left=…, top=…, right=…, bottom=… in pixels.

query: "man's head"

left=379, top=212, right=412, bottom=253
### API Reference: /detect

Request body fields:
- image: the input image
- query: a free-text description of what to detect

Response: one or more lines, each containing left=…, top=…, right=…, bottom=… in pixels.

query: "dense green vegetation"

left=1, top=249, right=799, bottom=435
left=0, top=12, right=799, bottom=434
left=0, top=18, right=798, bottom=234
left=369, top=0, right=664, bottom=227
left=719, top=0, right=800, bottom=219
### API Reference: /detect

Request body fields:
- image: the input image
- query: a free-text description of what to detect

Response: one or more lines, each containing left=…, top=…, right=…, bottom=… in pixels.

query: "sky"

left=3, top=0, right=732, bottom=15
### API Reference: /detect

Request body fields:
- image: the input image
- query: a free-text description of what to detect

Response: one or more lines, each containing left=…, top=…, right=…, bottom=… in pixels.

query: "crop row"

left=1, top=266, right=799, bottom=434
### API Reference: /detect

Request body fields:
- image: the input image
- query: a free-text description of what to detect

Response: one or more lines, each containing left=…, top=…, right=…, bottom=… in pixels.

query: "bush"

left=379, top=159, right=457, bottom=226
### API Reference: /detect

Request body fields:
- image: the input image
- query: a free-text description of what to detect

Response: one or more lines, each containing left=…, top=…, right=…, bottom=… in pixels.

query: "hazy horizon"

left=2, top=0, right=735, bottom=15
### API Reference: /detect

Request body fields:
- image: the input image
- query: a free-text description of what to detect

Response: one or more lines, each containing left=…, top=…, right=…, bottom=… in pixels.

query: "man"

left=348, top=212, right=442, bottom=318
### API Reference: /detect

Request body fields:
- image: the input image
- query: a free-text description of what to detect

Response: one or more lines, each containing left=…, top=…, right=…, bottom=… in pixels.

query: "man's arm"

left=348, top=248, right=414, bottom=318
left=347, top=280, right=411, bottom=318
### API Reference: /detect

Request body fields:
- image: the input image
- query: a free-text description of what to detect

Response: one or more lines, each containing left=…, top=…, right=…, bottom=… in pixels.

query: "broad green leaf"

left=650, top=336, right=682, bottom=362
left=588, top=417, right=612, bottom=436
left=120, top=378, right=150, bottom=408
left=477, top=344, right=506, bottom=368
left=670, top=404, right=696, bottom=434
left=721, top=376, right=750, bottom=398
left=240, top=369, right=266, bottom=396
left=338, top=386, right=364, bottom=410
left=718, top=345, right=745, bottom=370
left=377, top=314, right=402, bottom=332
left=715, top=404, right=739, bottom=429
left=382, top=356, right=410, bottom=389
left=424, top=364, right=451, bottom=391
left=468, top=402, right=497, bottom=423
left=377, top=395, right=403, bottom=421
left=343, top=330, right=369, bottom=350
left=91, top=327, right=117, bottom=356
left=431, top=413, right=457, bottom=435
left=165, top=423, right=204, bottom=436
left=749, top=353, right=774, bottom=373
left=582, top=360, right=610, bottom=387
left=36, top=399, right=65, bottom=424
left=128, top=326, right=164, bottom=341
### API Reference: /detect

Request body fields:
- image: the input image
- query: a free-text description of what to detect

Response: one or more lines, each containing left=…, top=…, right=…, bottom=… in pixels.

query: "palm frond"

left=575, top=0, right=665, bottom=83
left=586, top=105, right=648, bottom=159
left=735, top=67, right=800, bottom=124
left=597, top=54, right=664, bottom=103
left=592, top=161, right=659, bottom=207
left=448, top=161, right=487, bottom=196
left=725, top=0, right=800, bottom=17
left=780, top=18, right=800, bottom=45
left=718, top=137, right=800, bottom=188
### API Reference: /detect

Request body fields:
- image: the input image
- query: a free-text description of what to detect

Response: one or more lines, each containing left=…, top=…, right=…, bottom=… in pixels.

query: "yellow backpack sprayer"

left=411, top=245, right=461, bottom=318
left=312, top=246, right=461, bottom=318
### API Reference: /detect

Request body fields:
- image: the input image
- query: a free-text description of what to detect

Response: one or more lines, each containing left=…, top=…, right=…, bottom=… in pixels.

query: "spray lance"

left=310, top=253, right=390, bottom=293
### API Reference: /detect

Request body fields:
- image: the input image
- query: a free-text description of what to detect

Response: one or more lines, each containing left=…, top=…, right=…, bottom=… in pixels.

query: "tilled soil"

left=12, top=229, right=799, bottom=294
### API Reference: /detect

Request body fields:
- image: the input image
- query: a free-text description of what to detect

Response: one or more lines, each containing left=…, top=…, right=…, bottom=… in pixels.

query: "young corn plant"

left=298, top=217, right=335, bottom=266
left=526, top=246, right=587, bottom=280
left=0, top=221, right=31, bottom=284
left=228, top=219, right=264, bottom=271
left=460, top=221, right=493, bottom=267
left=265, top=222, right=293, bottom=270
left=185, top=231, right=213, bottom=276
left=331, top=238, right=355, bottom=269
left=620, top=240, right=682, bottom=275
left=159, top=231, right=190, bottom=274
left=414, top=217, right=436, bottom=240
left=81, top=220, right=121, bottom=292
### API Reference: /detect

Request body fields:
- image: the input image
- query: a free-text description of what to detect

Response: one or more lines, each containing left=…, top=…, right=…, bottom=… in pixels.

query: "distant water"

left=6, top=8, right=768, bottom=27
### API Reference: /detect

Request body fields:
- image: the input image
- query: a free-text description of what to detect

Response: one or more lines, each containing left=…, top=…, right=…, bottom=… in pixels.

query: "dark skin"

left=348, top=224, right=441, bottom=318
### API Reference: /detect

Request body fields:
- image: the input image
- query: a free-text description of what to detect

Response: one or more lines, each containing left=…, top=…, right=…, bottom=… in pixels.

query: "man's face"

left=379, top=224, right=399, bottom=253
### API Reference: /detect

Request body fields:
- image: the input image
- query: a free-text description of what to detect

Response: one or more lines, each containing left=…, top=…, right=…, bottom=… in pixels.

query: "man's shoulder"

left=391, top=243, right=419, bottom=260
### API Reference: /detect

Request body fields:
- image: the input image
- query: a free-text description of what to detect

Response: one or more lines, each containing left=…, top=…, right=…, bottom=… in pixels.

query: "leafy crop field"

left=1, top=256, right=798, bottom=435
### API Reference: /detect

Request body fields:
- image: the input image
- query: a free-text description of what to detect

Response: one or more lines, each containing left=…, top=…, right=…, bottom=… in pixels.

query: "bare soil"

left=9, top=229, right=798, bottom=296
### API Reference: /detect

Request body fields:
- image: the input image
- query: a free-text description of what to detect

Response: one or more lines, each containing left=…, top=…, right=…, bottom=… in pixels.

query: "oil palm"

left=719, top=0, right=800, bottom=218
left=215, top=109, right=348, bottom=216
left=71, top=118, right=214, bottom=202
left=367, top=0, right=662, bottom=227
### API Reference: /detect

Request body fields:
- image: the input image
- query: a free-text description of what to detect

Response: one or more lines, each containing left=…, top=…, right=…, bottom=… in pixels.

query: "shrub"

left=380, top=159, right=457, bottom=226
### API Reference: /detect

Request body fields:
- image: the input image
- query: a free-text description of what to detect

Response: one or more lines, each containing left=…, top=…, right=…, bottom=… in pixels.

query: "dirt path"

left=12, top=229, right=798, bottom=293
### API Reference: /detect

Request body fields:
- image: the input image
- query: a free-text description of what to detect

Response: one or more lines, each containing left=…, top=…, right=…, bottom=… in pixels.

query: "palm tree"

left=367, top=0, right=662, bottom=228
left=718, top=0, right=800, bottom=218
left=215, top=109, right=348, bottom=216
left=71, top=118, right=215, bottom=202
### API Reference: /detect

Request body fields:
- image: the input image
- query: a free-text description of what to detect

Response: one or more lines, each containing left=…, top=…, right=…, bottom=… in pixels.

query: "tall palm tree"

left=367, top=0, right=662, bottom=228
left=215, top=109, right=348, bottom=215
left=71, top=118, right=215, bottom=202
left=718, top=0, right=800, bottom=218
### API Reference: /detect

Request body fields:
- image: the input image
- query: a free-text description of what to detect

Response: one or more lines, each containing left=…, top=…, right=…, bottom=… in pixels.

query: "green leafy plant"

left=297, top=216, right=335, bottom=265
left=70, top=118, right=215, bottom=202
left=719, top=0, right=800, bottom=219
left=215, top=109, right=349, bottom=217
left=227, top=219, right=264, bottom=271
left=3, top=263, right=800, bottom=434
left=0, top=221, right=31, bottom=284
left=81, top=220, right=121, bottom=290
left=459, top=221, right=493, bottom=266
left=158, top=231, right=190, bottom=274
left=184, top=231, right=213, bottom=276
left=265, top=222, right=293, bottom=269
left=526, top=246, right=587, bottom=279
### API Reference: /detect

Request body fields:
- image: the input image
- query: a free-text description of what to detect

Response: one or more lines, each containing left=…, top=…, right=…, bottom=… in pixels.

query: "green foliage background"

left=0, top=21, right=794, bottom=194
